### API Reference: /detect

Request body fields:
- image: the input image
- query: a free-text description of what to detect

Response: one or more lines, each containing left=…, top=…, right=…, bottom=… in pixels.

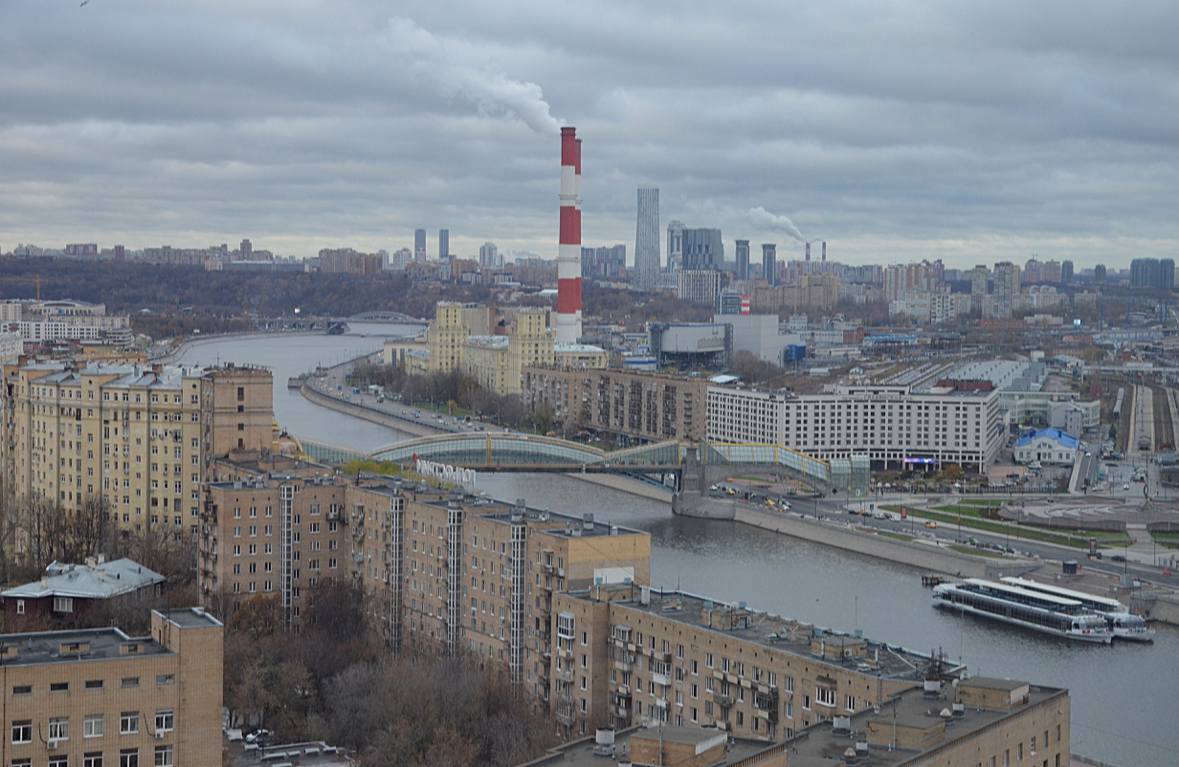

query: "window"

left=50, top=682, right=69, bottom=692
left=153, top=745, right=173, bottom=767
left=84, top=753, right=104, bottom=767
left=154, top=710, right=174, bottom=733
left=120, top=751, right=139, bottom=767
left=155, top=674, right=174, bottom=686
left=15, top=600, right=23, bottom=615
left=85, top=714, right=104, bottom=738
left=12, top=720, right=32, bottom=744
left=120, top=712, right=140, bottom=734
left=802, top=694, right=811, bottom=711
left=11, top=685, right=30, bottom=696
left=53, top=596, right=74, bottom=613
left=48, top=716, right=69, bottom=740
left=121, top=677, right=140, bottom=688
left=50, top=757, right=70, bottom=767
left=86, top=679, right=104, bottom=690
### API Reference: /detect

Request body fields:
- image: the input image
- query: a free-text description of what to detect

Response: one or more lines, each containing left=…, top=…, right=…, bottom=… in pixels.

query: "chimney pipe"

left=805, top=242, right=811, bottom=262
left=822, top=241, right=826, bottom=262
left=556, top=127, right=582, bottom=344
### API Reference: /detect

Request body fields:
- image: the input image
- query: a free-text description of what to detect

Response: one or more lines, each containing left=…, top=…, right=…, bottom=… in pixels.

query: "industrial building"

left=706, top=383, right=1003, bottom=473
left=647, top=323, right=731, bottom=369
left=520, top=367, right=708, bottom=442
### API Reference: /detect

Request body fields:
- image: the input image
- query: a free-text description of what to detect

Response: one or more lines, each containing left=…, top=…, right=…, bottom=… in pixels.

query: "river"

left=180, top=327, right=1177, bottom=765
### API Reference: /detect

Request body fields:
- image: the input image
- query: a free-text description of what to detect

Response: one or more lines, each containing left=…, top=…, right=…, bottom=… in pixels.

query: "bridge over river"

left=296, top=432, right=870, bottom=516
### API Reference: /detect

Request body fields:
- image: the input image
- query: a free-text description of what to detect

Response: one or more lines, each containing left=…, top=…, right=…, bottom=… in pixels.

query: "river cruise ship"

left=933, top=578, right=1113, bottom=643
left=999, top=577, right=1154, bottom=642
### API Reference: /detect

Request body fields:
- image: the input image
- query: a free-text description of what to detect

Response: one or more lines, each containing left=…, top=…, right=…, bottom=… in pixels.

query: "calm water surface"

left=185, top=329, right=1177, bottom=765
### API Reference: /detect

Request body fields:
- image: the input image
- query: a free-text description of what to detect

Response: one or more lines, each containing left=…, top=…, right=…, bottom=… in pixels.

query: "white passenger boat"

left=999, top=577, right=1154, bottom=642
left=933, top=578, right=1113, bottom=644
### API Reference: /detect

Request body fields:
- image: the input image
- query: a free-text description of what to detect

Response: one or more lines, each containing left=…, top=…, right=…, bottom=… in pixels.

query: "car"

left=872, top=510, right=887, bottom=519
left=710, top=484, right=719, bottom=491
left=1111, top=554, right=1126, bottom=563
left=1123, top=483, right=1131, bottom=490
left=725, top=488, right=736, bottom=496
left=924, top=521, right=938, bottom=529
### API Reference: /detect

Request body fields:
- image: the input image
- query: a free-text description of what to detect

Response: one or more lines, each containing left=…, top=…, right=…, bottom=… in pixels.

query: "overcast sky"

left=2, top=1, right=1177, bottom=269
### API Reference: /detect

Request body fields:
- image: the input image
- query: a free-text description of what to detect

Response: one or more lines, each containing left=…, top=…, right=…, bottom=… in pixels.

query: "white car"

left=1122, top=483, right=1131, bottom=490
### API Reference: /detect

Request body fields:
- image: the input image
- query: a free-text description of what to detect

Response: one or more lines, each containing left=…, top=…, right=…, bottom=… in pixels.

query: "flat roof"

left=613, top=589, right=944, bottom=681
left=779, top=682, right=1066, bottom=767
left=0, top=627, right=171, bottom=667
left=155, top=607, right=223, bottom=629
left=958, top=676, right=1029, bottom=691
left=520, top=726, right=769, bottom=767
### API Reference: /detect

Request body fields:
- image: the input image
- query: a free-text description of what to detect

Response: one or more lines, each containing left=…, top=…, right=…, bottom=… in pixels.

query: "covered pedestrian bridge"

left=294, top=432, right=867, bottom=495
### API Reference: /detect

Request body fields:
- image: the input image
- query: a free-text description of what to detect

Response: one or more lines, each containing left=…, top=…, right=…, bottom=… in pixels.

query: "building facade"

left=520, top=367, right=708, bottom=442
left=634, top=186, right=661, bottom=291
left=706, top=383, right=1003, bottom=472
left=0, top=360, right=273, bottom=536
left=677, top=270, right=725, bottom=308
left=0, top=607, right=223, bottom=767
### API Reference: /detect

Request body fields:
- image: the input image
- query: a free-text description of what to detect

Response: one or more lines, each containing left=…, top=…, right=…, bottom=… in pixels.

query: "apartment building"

left=200, top=475, right=650, bottom=703
left=520, top=367, right=707, bottom=442
left=546, top=585, right=1071, bottom=761
left=706, top=383, right=1003, bottom=473
left=0, top=360, right=273, bottom=536
left=0, top=607, right=223, bottom=767
left=411, top=302, right=606, bottom=395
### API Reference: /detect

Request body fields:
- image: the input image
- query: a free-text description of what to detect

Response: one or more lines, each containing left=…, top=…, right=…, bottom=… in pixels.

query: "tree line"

left=223, top=581, right=556, bottom=767
left=348, top=362, right=534, bottom=430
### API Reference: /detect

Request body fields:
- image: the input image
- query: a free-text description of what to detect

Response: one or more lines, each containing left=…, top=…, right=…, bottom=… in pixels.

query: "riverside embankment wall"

left=735, top=506, right=990, bottom=577
left=300, top=383, right=443, bottom=439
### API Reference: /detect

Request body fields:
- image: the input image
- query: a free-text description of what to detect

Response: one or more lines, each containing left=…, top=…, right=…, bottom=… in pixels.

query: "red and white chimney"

left=556, top=127, right=582, bottom=344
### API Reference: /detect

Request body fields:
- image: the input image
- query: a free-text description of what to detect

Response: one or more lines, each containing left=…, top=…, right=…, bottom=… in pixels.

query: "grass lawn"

left=949, top=544, right=1009, bottom=559
left=877, top=531, right=915, bottom=543
left=881, top=504, right=1132, bottom=550
left=1152, top=532, right=1179, bottom=550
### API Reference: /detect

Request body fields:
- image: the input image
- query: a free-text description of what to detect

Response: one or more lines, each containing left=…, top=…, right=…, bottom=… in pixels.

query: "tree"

left=532, top=404, right=555, bottom=435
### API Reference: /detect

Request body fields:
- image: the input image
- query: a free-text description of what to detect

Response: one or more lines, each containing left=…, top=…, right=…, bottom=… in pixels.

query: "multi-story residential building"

left=199, top=475, right=650, bottom=702
left=761, top=244, right=776, bottom=287
left=706, top=383, right=1003, bottom=473
left=734, top=240, right=750, bottom=282
left=883, top=261, right=943, bottom=303
left=317, top=248, right=383, bottom=275
left=991, top=262, right=1021, bottom=319
left=0, top=360, right=273, bottom=536
left=634, top=186, right=660, bottom=291
left=0, top=607, right=223, bottom=767
left=411, top=303, right=606, bottom=395
left=520, top=367, right=707, bottom=442
left=680, top=229, right=723, bottom=271
left=677, top=270, right=726, bottom=308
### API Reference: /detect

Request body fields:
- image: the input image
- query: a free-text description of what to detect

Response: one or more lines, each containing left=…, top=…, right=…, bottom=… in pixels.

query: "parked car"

left=924, top=521, right=938, bottom=529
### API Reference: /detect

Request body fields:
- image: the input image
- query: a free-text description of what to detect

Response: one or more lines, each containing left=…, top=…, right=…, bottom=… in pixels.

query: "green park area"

left=881, top=502, right=1132, bottom=551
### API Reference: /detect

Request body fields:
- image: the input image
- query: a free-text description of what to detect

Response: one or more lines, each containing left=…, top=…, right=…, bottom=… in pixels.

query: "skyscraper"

left=762, top=244, right=777, bottom=287
left=1061, top=260, right=1074, bottom=284
left=634, top=186, right=660, bottom=291
left=735, top=240, right=750, bottom=281
left=666, top=221, right=685, bottom=271
left=439, top=229, right=450, bottom=261
left=992, top=262, right=1020, bottom=319
left=681, top=229, right=723, bottom=271
left=479, top=242, right=498, bottom=268
left=414, top=229, right=426, bottom=261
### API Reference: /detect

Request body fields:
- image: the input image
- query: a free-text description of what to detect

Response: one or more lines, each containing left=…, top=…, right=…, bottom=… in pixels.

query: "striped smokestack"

left=556, top=127, right=582, bottom=344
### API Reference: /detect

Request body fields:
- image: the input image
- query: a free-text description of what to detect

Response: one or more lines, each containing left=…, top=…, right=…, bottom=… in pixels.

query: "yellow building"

left=410, top=303, right=606, bottom=396
left=0, top=360, right=273, bottom=538
left=0, top=607, right=223, bottom=767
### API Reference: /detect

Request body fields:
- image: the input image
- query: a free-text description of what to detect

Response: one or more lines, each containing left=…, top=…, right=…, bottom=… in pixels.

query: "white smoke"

left=386, top=17, right=562, bottom=136
left=748, top=207, right=805, bottom=241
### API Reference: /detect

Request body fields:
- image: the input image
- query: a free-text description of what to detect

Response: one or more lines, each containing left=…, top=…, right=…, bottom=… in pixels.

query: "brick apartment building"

left=0, top=607, right=223, bottom=767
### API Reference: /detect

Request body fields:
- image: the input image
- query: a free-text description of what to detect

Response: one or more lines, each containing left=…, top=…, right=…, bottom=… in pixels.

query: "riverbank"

left=300, top=381, right=444, bottom=439
left=154, top=329, right=320, bottom=364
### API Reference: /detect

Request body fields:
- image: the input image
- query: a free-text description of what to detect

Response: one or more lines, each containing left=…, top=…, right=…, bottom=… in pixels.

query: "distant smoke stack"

left=805, top=242, right=811, bottom=262
left=822, top=241, right=826, bottom=262
left=556, top=127, right=582, bottom=344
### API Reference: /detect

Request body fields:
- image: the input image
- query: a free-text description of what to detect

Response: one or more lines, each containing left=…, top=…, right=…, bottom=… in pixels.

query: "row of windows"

left=10, top=676, right=171, bottom=696
left=11, top=710, right=173, bottom=743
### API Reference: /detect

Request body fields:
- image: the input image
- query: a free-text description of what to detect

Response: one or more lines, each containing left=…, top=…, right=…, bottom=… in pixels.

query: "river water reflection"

left=182, top=328, right=1176, bottom=765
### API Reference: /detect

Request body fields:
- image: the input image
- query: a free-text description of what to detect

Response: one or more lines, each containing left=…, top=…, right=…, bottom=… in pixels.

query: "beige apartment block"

left=0, top=607, right=223, bottom=767
left=521, top=367, right=707, bottom=441
left=0, top=359, right=273, bottom=538
left=200, top=473, right=649, bottom=708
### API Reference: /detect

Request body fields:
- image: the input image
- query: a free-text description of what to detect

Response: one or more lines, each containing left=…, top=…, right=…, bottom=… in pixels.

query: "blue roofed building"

left=1014, top=427, right=1080, bottom=465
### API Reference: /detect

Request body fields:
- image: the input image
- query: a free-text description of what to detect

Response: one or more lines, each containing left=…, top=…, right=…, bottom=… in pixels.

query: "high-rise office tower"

left=762, top=244, right=777, bottom=287
left=414, top=229, right=426, bottom=261
left=666, top=221, right=684, bottom=271
left=735, top=240, right=750, bottom=281
left=555, top=127, right=582, bottom=344
left=1061, top=260, right=1074, bottom=284
left=439, top=229, right=450, bottom=261
left=634, top=186, right=660, bottom=291
left=681, top=229, right=723, bottom=271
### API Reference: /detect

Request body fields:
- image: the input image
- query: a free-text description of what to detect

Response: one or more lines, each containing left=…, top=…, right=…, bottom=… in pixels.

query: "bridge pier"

left=671, top=445, right=737, bottom=519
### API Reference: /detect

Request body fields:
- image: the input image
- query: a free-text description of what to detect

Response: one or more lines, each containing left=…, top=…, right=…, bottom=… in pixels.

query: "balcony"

left=555, top=702, right=576, bottom=725
left=713, top=693, right=734, bottom=708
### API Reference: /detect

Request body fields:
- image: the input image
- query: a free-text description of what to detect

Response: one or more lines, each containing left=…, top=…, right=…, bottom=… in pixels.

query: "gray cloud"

left=1, top=0, right=1178, bottom=267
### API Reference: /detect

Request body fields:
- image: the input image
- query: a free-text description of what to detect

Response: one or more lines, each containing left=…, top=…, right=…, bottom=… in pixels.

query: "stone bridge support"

left=672, top=446, right=832, bottom=519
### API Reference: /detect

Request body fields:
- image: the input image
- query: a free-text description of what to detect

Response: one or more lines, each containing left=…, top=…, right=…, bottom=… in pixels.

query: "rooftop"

left=520, top=726, right=771, bottom=767
left=2, top=558, right=164, bottom=601
left=1015, top=428, right=1079, bottom=449
left=0, top=626, right=171, bottom=667
left=155, top=607, right=223, bottom=630
left=613, top=589, right=947, bottom=682
left=225, top=738, right=354, bottom=767
left=779, top=680, right=1067, bottom=767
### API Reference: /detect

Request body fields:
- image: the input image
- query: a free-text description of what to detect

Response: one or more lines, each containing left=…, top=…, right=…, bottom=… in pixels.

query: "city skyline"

left=2, top=2, right=1177, bottom=269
